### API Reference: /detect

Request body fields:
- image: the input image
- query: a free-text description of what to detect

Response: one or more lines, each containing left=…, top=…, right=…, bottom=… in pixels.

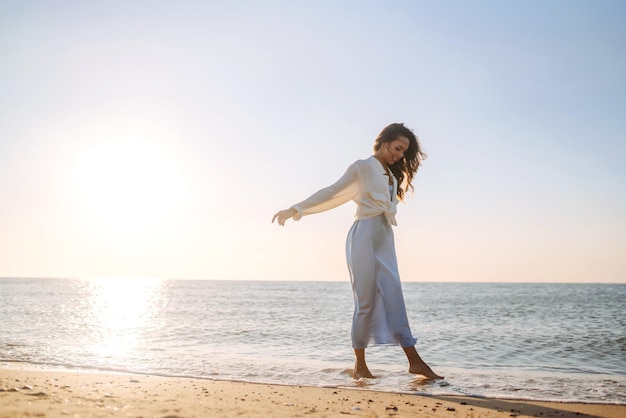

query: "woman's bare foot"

left=408, top=363, right=444, bottom=380
left=353, top=348, right=375, bottom=378
left=403, top=346, right=444, bottom=380
left=353, top=364, right=375, bottom=379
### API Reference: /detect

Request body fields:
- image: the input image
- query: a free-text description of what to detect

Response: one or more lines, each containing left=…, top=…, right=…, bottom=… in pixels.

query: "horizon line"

left=0, top=276, right=624, bottom=284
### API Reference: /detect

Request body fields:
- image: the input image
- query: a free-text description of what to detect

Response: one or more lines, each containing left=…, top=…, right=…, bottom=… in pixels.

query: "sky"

left=0, top=0, right=624, bottom=282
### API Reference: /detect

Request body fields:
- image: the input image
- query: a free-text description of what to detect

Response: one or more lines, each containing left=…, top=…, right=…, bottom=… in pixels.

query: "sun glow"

left=72, top=136, right=187, bottom=232
left=60, top=126, right=197, bottom=267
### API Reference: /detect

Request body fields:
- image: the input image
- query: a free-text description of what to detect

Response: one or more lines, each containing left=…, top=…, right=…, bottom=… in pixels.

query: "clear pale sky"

left=1, top=0, right=624, bottom=282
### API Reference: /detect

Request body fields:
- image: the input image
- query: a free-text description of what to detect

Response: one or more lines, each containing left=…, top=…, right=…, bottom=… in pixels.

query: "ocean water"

left=0, top=278, right=624, bottom=404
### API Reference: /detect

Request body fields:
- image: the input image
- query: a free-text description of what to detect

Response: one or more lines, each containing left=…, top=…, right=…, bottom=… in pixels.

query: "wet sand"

left=1, top=364, right=624, bottom=417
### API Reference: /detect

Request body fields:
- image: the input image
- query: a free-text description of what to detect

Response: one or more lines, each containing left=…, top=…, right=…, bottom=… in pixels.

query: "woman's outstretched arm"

left=272, top=162, right=360, bottom=226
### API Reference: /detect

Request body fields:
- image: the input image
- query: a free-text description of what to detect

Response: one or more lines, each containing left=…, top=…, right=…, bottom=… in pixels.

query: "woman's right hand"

left=272, top=208, right=297, bottom=226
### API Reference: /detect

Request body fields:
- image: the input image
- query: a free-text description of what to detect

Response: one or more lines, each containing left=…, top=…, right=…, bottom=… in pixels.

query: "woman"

left=272, top=123, right=442, bottom=380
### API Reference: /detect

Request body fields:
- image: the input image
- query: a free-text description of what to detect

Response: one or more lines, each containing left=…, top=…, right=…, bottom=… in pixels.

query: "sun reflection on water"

left=87, top=277, right=165, bottom=359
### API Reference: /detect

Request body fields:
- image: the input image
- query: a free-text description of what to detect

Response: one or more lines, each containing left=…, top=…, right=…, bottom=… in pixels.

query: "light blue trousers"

left=346, top=215, right=417, bottom=349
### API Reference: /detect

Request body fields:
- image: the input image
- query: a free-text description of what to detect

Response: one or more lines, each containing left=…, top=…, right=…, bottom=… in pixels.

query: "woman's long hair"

left=373, top=123, right=426, bottom=201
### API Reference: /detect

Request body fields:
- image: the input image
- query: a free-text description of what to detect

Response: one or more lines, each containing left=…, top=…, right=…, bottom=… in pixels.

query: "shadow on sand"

left=429, top=395, right=608, bottom=418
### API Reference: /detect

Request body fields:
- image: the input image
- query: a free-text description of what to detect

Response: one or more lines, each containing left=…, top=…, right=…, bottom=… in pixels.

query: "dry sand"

left=1, top=364, right=624, bottom=418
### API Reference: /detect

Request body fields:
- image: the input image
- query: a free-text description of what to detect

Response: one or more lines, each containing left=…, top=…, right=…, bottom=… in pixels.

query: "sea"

left=1, top=278, right=624, bottom=404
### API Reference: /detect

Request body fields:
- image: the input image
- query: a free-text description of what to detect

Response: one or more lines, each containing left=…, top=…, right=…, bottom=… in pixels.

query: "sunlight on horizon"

left=87, top=277, right=165, bottom=358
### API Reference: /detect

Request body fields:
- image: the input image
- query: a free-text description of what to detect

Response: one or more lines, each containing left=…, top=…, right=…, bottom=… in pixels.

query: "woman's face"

left=381, top=135, right=410, bottom=165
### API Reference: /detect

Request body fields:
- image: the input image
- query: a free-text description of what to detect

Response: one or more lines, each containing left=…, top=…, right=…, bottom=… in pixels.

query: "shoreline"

left=1, top=363, right=624, bottom=418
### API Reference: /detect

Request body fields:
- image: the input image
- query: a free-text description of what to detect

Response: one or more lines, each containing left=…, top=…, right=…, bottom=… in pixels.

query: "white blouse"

left=291, top=155, right=399, bottom=226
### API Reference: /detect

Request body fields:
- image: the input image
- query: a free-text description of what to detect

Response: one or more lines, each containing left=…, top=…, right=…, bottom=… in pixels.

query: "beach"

left=1, top=364, right=624, bottom=418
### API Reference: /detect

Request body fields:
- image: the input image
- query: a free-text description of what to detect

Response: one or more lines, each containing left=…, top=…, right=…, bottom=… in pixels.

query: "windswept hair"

left=373, top=123, right=426, bottom=201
